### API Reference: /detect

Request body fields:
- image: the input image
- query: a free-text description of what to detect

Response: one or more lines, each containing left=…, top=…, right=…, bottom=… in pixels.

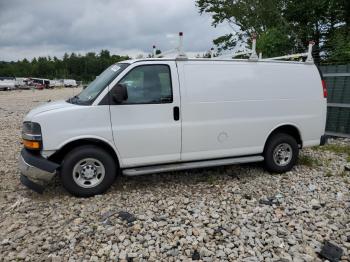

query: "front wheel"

left=264, top=133, right=299, bottom=173
left=60, top=145, right=117, bottom=197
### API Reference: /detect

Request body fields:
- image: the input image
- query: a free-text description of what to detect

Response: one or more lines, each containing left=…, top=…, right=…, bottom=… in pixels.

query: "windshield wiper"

left=68, top=95, right=80, bottom=104
left=68, top=95, right=92, bottom=105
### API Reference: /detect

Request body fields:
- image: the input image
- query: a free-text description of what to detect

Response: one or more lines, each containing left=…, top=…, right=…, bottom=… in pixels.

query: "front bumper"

left=19, top=148, right=60, bottom=193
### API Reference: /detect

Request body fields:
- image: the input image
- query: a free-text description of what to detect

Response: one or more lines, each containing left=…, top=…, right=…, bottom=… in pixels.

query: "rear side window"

left=118, top=65, right=173, bottom=104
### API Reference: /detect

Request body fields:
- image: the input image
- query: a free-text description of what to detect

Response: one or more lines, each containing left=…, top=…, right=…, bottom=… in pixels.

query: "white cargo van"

left=19, top=54, right=327, bottom=196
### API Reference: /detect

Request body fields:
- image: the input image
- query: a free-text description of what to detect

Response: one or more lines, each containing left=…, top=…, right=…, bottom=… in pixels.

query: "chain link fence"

left=319, top=64, right=350, bottom=138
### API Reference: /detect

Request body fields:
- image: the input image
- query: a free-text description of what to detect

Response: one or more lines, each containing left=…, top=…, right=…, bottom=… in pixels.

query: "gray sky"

left=0, top=0, right=230, bottom=61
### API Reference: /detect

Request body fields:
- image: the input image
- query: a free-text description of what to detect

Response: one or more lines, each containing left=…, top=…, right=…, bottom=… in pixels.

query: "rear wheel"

left=264, top=133, right=299, bottom=173
left=60, top=145, right=117, bottom=197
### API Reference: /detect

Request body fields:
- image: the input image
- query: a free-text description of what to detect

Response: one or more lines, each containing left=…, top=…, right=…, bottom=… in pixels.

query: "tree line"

left=197, top=0, right=350, bottom=63
left=0, top=50, right=130, bottom=82
left=1, top=0, right=349, bottom=81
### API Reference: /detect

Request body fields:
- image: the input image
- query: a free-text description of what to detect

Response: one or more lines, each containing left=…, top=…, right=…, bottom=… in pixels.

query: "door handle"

left=173, top=106, right=180, bottom=121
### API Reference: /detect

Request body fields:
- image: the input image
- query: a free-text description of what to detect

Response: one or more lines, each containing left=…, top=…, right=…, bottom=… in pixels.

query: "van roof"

left=122, top=58, right=311, bottom=65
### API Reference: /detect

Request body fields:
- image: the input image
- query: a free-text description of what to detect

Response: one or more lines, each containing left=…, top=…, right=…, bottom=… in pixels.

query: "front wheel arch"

left=48, top=138, right=120, bottom=170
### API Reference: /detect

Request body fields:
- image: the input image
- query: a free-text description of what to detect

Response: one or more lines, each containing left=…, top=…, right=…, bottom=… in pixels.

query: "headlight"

left=22, top=122, right=42, bottom=150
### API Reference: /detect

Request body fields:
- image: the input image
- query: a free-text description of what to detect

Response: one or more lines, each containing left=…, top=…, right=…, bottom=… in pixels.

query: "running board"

left=122, top=155, right=264, bottom=176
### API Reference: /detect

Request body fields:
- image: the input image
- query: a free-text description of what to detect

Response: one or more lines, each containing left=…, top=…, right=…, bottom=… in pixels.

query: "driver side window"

left=118, top=64, right=173, bottom=104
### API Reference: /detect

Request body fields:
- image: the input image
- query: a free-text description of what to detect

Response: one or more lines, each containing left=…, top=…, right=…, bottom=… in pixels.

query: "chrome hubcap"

left=273, top=143, right=293, bottom=166
left=73, top=158, right=105, bottom=188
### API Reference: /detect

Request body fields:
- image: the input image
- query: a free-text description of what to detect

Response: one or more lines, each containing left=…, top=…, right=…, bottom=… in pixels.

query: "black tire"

left=60, top=145, right=117, bottom=197
left=264, top=133, right=299, bottom=173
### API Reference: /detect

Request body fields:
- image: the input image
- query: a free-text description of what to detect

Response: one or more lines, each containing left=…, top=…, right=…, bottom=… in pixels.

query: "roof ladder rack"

left=216, top=33, right=258, bottom=61
left=150, top=32, right=314, bottom=64
left=152, top=45, right=156, bottom=57
left=263, top=41, right=315, bottom=63
left=249, top=34, right=258, bottom=61
left=154, top=32, right=188, bottom=60
left=305, top=41, right=315, bottom=64
left=210, top=47, right=214, bottom=58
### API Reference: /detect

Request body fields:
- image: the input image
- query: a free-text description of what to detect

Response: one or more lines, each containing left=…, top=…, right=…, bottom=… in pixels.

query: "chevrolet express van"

left=19, top=58, right=327, bottom=196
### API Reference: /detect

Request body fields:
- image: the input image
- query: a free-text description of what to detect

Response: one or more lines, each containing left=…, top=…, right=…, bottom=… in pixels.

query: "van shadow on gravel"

left=37, top=162, right=270, bottom=198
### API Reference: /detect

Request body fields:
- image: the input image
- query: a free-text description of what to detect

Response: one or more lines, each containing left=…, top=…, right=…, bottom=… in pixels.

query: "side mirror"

left=111, top=84, right=128, bottom=104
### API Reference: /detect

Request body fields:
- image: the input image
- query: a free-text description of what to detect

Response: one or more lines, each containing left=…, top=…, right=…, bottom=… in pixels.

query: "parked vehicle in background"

left=48, top=80, right=61, bottom=88
left=15, top=77, right=29, bottom=88
left=0, top=77, right=16, bottom=91
left=19, top=57, right=327, bottom=197
left=63, top=79, right=78, bottom=87
left=31, top=78, right=50, bottom=89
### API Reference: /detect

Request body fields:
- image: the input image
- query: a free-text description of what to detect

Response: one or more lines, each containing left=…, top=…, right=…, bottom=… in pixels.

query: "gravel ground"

left=0, top=88, right=349, bottom=261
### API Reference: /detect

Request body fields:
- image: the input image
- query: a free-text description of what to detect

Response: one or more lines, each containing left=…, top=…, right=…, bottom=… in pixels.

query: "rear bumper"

left=19, top=148, right=60, bottom=193
left=320, top=135, right=327, bottom=146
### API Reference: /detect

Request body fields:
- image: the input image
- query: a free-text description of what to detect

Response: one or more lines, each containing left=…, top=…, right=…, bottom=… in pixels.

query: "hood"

left=24, top=100, right=76, bottom=121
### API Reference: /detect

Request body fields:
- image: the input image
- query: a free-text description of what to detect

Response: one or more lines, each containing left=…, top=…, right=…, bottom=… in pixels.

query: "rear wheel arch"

left=264, top=124, right=302, bottom=152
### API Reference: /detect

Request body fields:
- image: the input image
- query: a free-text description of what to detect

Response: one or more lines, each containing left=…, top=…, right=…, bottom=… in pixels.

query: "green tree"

left=0, top=51, right=130, bottom=82
left=197, top=0, right=349, bottom=61
left=326, top=28, right=350, bottom=62
left=257, top=28, right=294, bottom=58
left=197, top=0, right=284, bottom=52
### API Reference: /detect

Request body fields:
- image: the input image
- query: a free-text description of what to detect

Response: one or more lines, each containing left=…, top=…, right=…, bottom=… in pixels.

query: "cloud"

left=0, top=0, right=230, bottom=61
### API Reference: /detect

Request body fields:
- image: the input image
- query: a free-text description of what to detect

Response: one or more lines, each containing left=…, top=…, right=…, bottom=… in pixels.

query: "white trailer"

left=49, top=80, right=63, bottom=88
left=63, top=79, right=78, bottom=87
left=15, top=77, right=29, bottom=88
left=0, top=77, right=16, bottom=90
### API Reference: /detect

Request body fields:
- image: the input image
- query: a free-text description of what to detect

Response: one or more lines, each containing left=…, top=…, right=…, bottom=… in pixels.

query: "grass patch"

left=206, top=175, right=218, bottom=185
left=319, top=144, right=350, bottom=156
left=340, top=171, right=349, bottom=177
left=298, top=155, right=321, bottom=167
left=325, top=171, right=333, bottom=177
left=323, top=158, right=332, bottom=167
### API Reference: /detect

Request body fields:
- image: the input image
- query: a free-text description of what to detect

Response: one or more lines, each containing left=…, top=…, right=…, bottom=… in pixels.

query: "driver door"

left=109, top=62, right=181, bottom=167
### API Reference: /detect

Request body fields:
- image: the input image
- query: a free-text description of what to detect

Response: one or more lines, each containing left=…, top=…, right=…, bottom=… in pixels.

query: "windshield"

left=68, top=63, right=129, bottom=105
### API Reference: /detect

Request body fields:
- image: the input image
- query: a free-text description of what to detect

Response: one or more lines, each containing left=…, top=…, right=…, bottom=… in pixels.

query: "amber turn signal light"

left=23, top=139, right=41, bottom=150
